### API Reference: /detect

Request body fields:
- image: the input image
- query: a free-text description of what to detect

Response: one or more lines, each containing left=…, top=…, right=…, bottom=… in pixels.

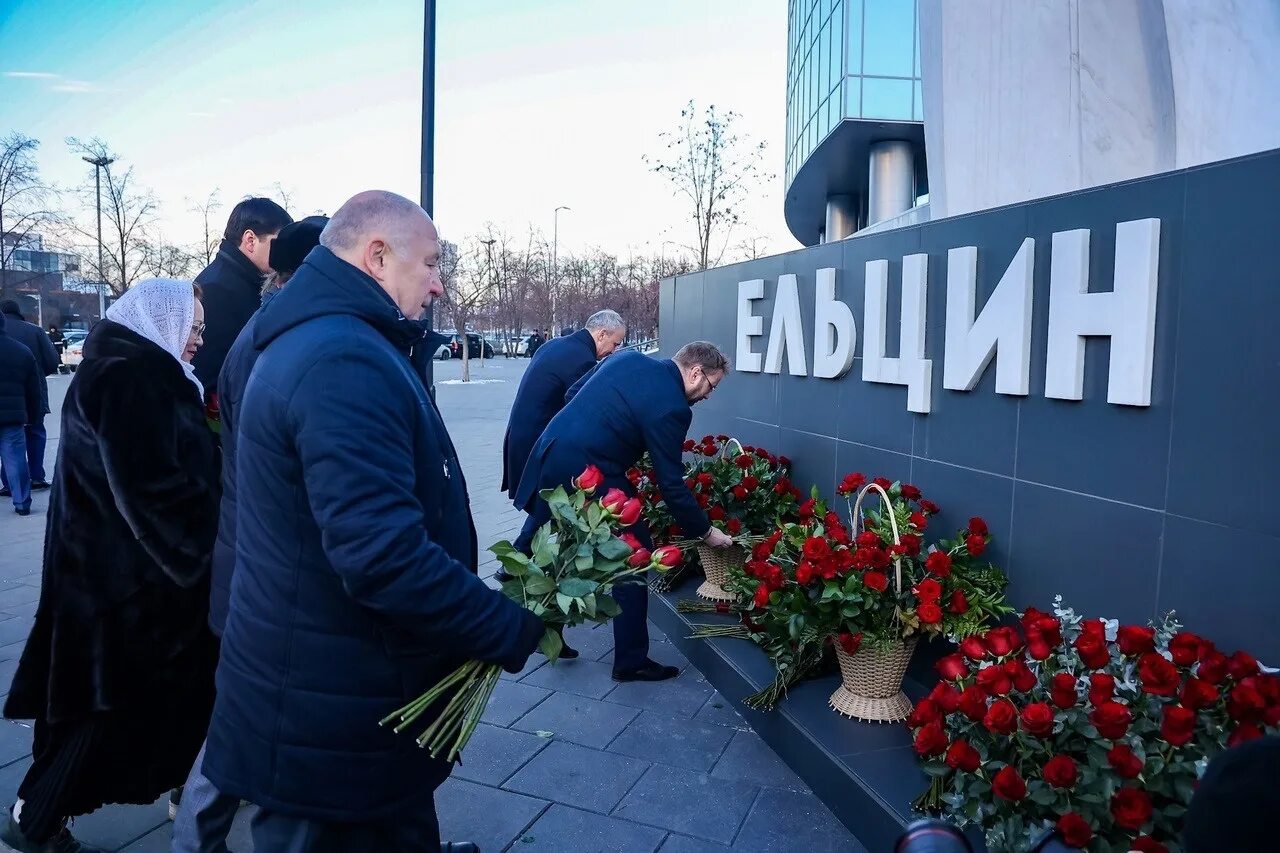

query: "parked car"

left=445, top=333, right=494, bottom=360
left=62, top=337, right=86, bottom=372
left=434, top=342, right=451, bottom=360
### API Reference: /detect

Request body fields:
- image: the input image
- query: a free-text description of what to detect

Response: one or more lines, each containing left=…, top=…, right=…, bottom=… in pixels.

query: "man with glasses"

left=513, top=341, right=733, bottom=682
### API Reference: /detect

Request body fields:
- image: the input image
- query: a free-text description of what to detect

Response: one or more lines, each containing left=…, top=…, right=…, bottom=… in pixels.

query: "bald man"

left=202, top=191, right=542, bottom=852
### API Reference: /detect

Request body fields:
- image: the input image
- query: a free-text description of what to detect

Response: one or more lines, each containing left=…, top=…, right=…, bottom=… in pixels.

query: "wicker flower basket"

left=695, top=544, right=744, bottom=602
left=827, top=482, right=917, bottom=723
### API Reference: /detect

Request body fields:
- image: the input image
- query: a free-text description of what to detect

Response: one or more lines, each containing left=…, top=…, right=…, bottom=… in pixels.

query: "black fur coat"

left=4, top=320, right=220, bottom=801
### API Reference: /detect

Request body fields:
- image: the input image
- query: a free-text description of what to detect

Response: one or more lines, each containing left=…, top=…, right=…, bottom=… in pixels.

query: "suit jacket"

left=501, top=327, right=596, bottom=499
left=514, top=350, right=710, bottom=538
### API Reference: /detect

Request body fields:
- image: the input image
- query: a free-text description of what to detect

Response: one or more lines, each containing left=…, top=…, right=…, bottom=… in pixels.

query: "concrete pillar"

left=867, top=140, right=916, bottom=225
left=824, top=194, right=857, bottom=242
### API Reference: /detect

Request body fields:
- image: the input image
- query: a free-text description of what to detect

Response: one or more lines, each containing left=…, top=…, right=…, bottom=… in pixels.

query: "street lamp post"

left=421, top=0, right=437, bottom=397
left=551, top=205, right=569, bottom=335
left=82, top=155, right=115, bottom=320
left=480, top=237, right=496, bottom=367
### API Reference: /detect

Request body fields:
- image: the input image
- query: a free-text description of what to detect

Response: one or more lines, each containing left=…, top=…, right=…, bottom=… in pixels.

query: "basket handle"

left=851, top=483, right=903, bottom=594
left=718, top=437, right=745, bottom=459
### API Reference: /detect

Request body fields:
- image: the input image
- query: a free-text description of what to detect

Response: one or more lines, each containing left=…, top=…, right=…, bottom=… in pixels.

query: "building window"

left=844, top=76, right=861, bottom=118
left=845, top=0, right=863, bottom=75
left=861, top=76, right=913, bottom=120
left=862, top=0, right=915, bottom=78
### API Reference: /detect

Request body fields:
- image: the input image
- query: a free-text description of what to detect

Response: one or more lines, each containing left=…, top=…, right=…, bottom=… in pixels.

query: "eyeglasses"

left=191, top=323, right=206, bottom=336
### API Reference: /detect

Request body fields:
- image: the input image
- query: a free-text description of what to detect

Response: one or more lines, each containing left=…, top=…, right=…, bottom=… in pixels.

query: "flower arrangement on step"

left=906, top=597, right=1280, bottom=852
left=380, top=465, right=681, bottom=760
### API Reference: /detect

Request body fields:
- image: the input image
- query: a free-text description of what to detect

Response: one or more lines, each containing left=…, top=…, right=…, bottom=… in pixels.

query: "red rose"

left=1051, top=673, right=1078, bottom=709
left=682, top=439, right=696, bottom=452
left=960, top=636, right=988, bottom=661
left=1169, top=631, right=1203, bottom=666
left=901, top=484, right=922, bottom=500
left=862, top=571, right=888, bottom=593
left=753, top=584, right=770, bottom=609
left=1056, top=812, right=1093, bottom=849
left=734, top=454, right=753, bottom=469
left=984, top=627, right=1022, bottom=658
left=930, top=683, right=961, bottom=715
left=715, top=434, right=729, bottom=442
left=991, top=766, right=1026, bottom=801
left=936, top=654, right=969, bottom=682
left=897, top=534, right=922, bottom=557
left=1118, top=625, right=1157, bottom=657
left=838, top=631, right=863, bottom=655
left=697, top=472, right=713, bottom=487
left=1139, top=653, right=1181, bottom=697
left=1027, top=639, right=1053, bottom=661
left=1197, top=649, right=1229, bottom=684
left=1229, top=651, right=1261, bottom=680
left=652, top=545, right=682, bottom=568
left=1020, top=702, right=1055, bottom=737
left=627, top=548, right=652, bottom=568
left=907, top=699, right=941, bottom=728
left=913, top=578, right=942, bottom=604
left=1081, top=619, right=1107, bottom=640
left=726, top=518, right=743, bottom=535
left=798, top=499, right=816, bottom=519
left=1026, top=613, right=1064, bottom=648
left=965, top=534, right=987, bottom=557
left=1005, top=659, right=1037, bottom=693
left=708, top=506, right=726, bottom=521
left=701, top=444, right=717, bottom=456
left=794, top=563, right=815, bottom=586
left=855, top=531, right=881, bottom=549
left=1108, top=743, right=1144, bottom=779
left=968, top=516, right=989, bottom=537
left=802, top=537, right=830, bottom=561
left=920, top=499, right=940, bottom=514
left=601, top=488, right=628, bottom=514
left=1180, top=677, right=1219, bottom=711
left=1089, top=673, right=1116, bottom=705
left=731, top=485, right=749, bottom=501
left=977, top=666, right=1013, bottom=696
left=917, top=603, right=943, bottom=625
left=1160, top=704, right=1196, bottom=746
left=1075, top=633, right=1111, bottom=669
left=912, top=721, right=948, bottom=757
left=1091, top=701, right=1133, bottom=739
left=837, top=472, right=866, bottom=495
left=945, top=740, right=981, bottom=773
left=742, top=475, right=759, bottom=490
left=869, top=548, right=890, bottom=569
left=1227, top=682, right=1266, bottom=723
left=958, top=685, right=988, bottom=721
left=619, top=532, right=642, bottom=552
left=924, top=551, right=952, bottom=577
left=574, top=464, right=604, bottom=492
left=983, top=699, right=1018, bottom=735
left=1130, top=838, right=1168, bottom=853
left=1111, top=788, right=1153, bottom=831
left=618, top=498, right=643, bottom=527
left=1228, top=722, right=1264, bottom=747
left=1043, top=754, right=1078, bottom=789
left=949, top=589, right=969, bottom=614
left=872, top=476, right=893, bottom=491
left=909, top=512, right=928, bottom=530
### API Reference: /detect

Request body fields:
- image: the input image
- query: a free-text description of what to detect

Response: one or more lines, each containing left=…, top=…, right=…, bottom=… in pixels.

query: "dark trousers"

left=249, top=802, right=440, bottom=853
left=0, top=417, right=46, bottom=487
left=516, top=501, right=650, bottom=671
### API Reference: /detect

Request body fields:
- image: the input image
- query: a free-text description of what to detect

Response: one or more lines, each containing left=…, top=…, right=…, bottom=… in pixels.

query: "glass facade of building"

left=785, top=0, right=922, bottom=187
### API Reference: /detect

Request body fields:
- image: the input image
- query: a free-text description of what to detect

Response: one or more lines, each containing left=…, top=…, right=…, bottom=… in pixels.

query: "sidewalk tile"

left=612, top=763, right=758, bottom=844
left=452, top=723, right=550, bottom=786
left=504, top=741, right=648, bottom=813
left=436, top=777, right=548, bottom=853
left=514, top=804, right=665, bottom=853
left=608, top=711, right=734, bottom=772
left=482, top=679, right=552, bottom=727
left=511, top=692, right=640, bottom=749
left=710, top=731, right=809, bottom=792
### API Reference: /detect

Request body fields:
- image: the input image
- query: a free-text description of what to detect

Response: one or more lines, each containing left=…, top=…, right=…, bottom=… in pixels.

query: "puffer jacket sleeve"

left=291, top=347, right=542, bottom=672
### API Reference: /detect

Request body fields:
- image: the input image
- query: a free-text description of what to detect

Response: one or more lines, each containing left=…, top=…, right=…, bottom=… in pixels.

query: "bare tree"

left=0, top=133, right=63, bottom=295
left=66, top=138, right=158, bottom=295
left=736, top=233, right=772, bottom=261
left=188, top=189, right=222, bottom=266
left=141, top=238, right=199, bottom=279
left=438, top=238, right=494, bottom=382
left=645, top=101, right=772, bottom=271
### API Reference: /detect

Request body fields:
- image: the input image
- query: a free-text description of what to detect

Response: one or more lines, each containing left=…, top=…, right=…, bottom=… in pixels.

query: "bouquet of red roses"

left=380, top=466, right=681, bottom=760
left=907, top=597, right=1280, bottom=852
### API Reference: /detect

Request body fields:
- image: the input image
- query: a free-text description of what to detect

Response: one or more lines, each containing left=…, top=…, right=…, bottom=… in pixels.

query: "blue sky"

left=0, top=0, right=795, bottom=259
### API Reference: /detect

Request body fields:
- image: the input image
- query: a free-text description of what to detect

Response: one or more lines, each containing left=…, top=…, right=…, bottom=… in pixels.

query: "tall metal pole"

left=480, top=238, right=495, bottom=367
left=421, top=0, right=437, bottom=394
left=82, top=155, right=114, bottom=320
left=551, top=205, right=569, bottom=335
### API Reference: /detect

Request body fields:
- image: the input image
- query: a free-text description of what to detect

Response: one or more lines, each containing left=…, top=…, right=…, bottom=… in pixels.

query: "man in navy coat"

left=514, top=342, right=734, bottom=682
left=202, top=191, right=541, bottom=851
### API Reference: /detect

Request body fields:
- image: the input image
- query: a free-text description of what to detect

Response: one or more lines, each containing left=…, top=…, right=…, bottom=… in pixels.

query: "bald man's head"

left=321, top=190, right=442, bottom=319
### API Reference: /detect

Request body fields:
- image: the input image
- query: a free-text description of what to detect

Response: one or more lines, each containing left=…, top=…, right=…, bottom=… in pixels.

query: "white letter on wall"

left=1045, top=219, right=1160, bottom=405
left=943, top=239, right=1034, bottom=395
left=813, top=267, right=856, bottom=379
left=862, top=255, right=933, bottom=413
left=763, top=274, right=808, bottom=376
left=736, top=279, right=764, bottom=373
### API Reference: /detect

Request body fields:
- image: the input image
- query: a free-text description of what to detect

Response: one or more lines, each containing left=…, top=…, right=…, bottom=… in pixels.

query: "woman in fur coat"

left=2, top=279, right=220, bottom=853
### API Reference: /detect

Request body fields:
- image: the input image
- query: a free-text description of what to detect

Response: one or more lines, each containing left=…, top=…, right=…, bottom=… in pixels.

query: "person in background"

left=191, top=197, right=292, bottom=426
left=0, top=300, right=59, bottom=497
left=513, top=341, right=734, bottom=683
left=169, top=214, right=327, bottom=851
left=202, top=191, right=540, bottom=852
left=2, top=279, right=219, bottom=853
left=46, top=326, right=63, bottom=361
left=0, top=311, right=42, bottom=516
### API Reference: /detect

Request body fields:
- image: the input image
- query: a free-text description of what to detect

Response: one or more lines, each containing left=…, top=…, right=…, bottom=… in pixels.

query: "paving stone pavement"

left=0, top=359, right=864, bottom=852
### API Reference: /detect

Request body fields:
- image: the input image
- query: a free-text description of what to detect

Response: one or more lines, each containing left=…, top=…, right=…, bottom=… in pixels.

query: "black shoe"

left=493, top=570, right=514, bottom=583
left=14, top=508, right=30, bottom=517
left=168, top=787, right=182, bottom=821
left=441, top=844, right=480, bottom=853
left=0, top=813, right=108, bottom=853
left=0, top=487, right=9, bottom=498
left=30, top=482, right=49, bottom=492
left=612, top=660, right=680, bottom=682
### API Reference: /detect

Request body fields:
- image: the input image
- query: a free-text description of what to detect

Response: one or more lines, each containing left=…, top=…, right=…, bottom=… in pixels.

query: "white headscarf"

left=105, top=277, right=204, bottom=399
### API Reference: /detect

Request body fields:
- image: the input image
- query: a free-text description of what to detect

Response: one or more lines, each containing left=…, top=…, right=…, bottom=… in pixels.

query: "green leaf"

left=1030, top=786, right=1057, bottom=806
left=538, top=627, right=563, bottom=660
left=497, top=551, right=530, bottom=577
left=555, top=592, right=575, bottom=614
left=523, top=573, right=556, bottom=596
left=582, top=593, right=597, bottom=618
left=598, top=537, right=632, bottom=561
left=558, top=577, right=600, bottom=598
left=531, top=526, right=555, bottom=568
left=596, top=595, right=622, bottom=618
left=574, top=552, right=594, bottom=571
left=923, top=764, right=952, bottom=778
left=587, top=501, right=603, bottom=529
left=533, top=731, right=554, bottom=739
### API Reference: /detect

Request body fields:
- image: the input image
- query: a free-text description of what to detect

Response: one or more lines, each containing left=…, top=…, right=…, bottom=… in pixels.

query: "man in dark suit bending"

left=513, top=341, right=734, bottom=682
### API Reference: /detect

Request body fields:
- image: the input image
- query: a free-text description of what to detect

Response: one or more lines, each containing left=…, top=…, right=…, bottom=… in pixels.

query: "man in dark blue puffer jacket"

left=202, top=191, right=542, bottom=851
